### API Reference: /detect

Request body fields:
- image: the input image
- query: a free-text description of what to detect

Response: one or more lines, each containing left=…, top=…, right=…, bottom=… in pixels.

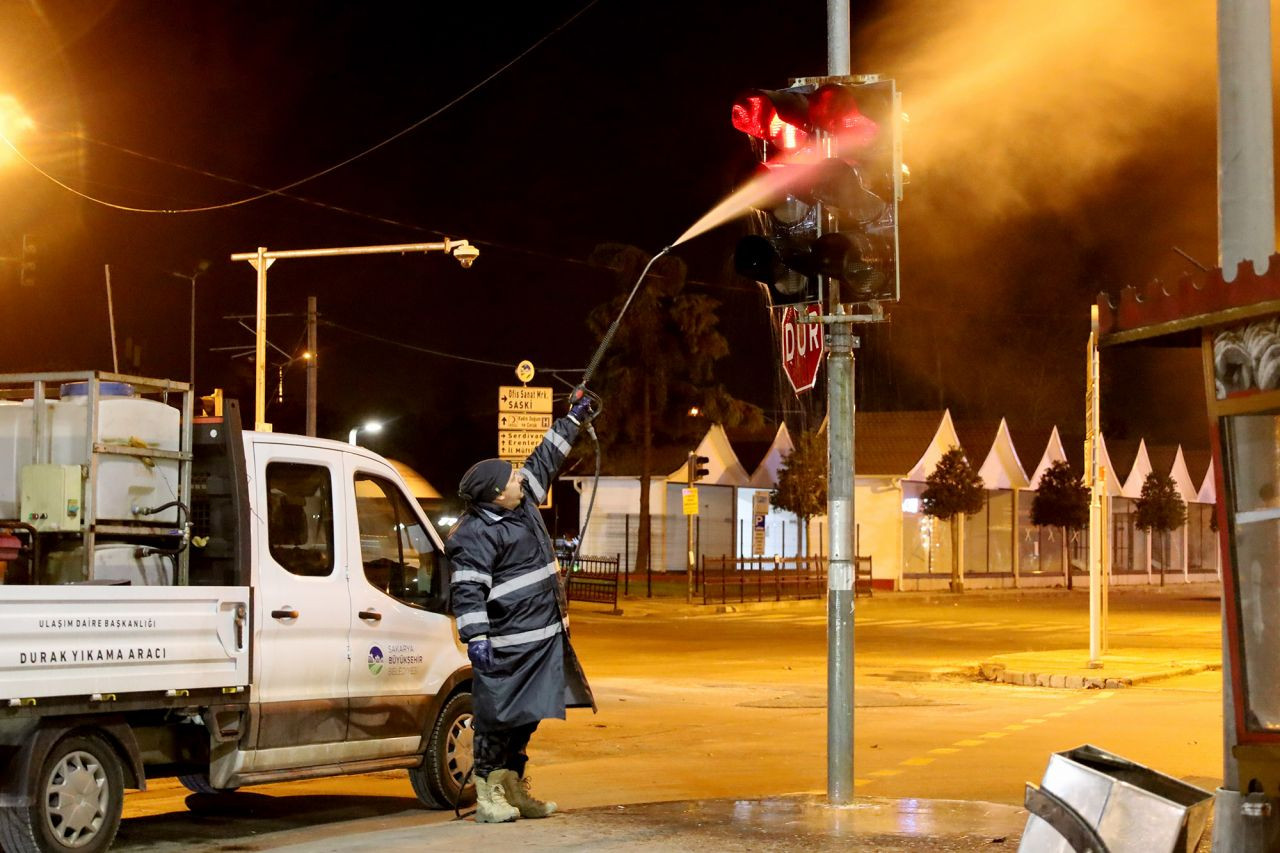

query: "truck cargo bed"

left=0, top=585, right=250, bottom=702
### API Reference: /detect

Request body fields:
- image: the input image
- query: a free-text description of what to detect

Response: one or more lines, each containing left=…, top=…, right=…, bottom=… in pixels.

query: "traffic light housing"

left=731, top=78, right=901, bottom=306
left=19, top=235, right=35, bottom=288
left=688, top=453, right=710, bottom=484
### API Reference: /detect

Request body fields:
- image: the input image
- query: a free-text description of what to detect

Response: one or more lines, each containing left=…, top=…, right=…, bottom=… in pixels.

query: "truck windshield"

left=355, top=473, right=442, bottom=611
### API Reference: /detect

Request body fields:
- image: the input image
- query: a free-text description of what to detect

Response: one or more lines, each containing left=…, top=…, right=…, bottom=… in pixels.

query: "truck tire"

left=408, top=691, right=475, bottom=809
left=177, top=774, right=239, bottom=795
left=0, top=732, right=124, bottom=853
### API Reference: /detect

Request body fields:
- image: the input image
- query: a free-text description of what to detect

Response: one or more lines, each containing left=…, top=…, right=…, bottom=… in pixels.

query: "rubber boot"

left=492, top=768, right=557, bottom=818
left=474, top=772, right=519, bottom=823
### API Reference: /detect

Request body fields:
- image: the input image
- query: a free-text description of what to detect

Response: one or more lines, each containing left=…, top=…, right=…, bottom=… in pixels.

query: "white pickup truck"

left=0, top=374, right=474, bottom=853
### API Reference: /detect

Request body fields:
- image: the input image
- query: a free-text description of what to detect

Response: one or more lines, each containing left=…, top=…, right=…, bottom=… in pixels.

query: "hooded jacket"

left=447, top=415, right=595, bottom=729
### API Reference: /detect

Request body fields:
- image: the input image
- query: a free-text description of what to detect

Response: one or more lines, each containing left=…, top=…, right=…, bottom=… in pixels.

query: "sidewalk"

left=978, top=648, right=1221, bottom=689
left=270, top=794, right=1029, bottom=852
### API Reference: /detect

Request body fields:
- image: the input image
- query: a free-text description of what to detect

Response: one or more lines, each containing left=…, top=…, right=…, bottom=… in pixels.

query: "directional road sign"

left=498, top=429, right=543, bottom=458
left=499, top=385, right=553, bottom=413
left=499, top=412, right=552, bottom=431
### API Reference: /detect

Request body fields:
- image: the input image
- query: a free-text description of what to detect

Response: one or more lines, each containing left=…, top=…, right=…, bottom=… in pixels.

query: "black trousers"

left=473, top=722, right=539, bottom=780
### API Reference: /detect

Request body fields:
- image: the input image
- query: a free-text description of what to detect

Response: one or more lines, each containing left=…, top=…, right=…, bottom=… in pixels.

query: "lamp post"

left=348, top=420, right=383, bottom=446
left=170, top=260, right=210, bottom=390
left=230, top=239, right=478, bottom=431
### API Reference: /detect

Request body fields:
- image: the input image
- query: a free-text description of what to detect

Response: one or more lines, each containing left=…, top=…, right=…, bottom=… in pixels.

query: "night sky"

left=0, top=1, right=1239, bottom=493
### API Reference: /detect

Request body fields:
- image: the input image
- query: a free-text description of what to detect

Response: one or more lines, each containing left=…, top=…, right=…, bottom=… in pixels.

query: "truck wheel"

left=177, top=774, right=238, bottom=795
left=0, top=732, right=124, bottom=853
left=408, top=691, right=475, bottom=809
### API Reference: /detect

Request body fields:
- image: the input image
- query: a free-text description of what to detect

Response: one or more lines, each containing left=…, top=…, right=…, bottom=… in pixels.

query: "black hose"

left=566, top=424, right=600, bottom=574
left=580, top=247, right=671, bottom=387
left=453, top=766, right=475, bottom=819
left=571, top=246, right=670, bottom=572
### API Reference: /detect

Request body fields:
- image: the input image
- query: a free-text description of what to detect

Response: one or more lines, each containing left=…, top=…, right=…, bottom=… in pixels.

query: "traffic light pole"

left=686, top=453, right=695, bottom=604
left=825, top=305, right=856, bottom=805
left=825, top=0, right=856, bottom=807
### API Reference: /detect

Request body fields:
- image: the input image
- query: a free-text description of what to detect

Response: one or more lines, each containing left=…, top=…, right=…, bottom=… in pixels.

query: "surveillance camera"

left=453, top=244, right=479, bottom=268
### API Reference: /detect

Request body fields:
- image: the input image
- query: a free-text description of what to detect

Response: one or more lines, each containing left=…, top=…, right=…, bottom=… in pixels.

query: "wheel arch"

left=415, top=667, right=472, bottom=762
left=0, top=716, right=144, bottom=807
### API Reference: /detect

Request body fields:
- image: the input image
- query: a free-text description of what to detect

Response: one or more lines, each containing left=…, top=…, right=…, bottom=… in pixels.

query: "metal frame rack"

left=0, top=371, right=194, bottom=585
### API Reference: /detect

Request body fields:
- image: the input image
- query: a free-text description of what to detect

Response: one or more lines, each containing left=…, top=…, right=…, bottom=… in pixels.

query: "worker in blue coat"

left=448, top=392, right=597, bottom=823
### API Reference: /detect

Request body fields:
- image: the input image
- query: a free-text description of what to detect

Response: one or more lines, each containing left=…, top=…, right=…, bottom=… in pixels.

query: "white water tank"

left=42, top=542, right=172, bottom=585
left=0, top=382, right=181, bottom=524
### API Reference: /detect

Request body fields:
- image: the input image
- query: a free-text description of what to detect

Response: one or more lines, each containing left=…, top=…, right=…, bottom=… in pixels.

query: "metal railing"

left=698, top=555, right=856, bottom=605
left=560, top=551, right=621, bottom=612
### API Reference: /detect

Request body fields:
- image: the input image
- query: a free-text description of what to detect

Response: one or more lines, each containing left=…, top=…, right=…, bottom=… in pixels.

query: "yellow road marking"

left=854, top=778, right=873, bottom=787
left=900, top=757, right=934, bottom=766
left=929, top=748, right=961, bottom=755
left=869, top=768, right=903, bottom=777
left=1023, top=718, right=1047, bottom=723
left=1004, top=724, right=1029, bottom=731
left=953, top=739, right=984, bottom=747
left=979, top=731, right=1007, bottom=739
left=1044, top=711, right=1067, bottom=717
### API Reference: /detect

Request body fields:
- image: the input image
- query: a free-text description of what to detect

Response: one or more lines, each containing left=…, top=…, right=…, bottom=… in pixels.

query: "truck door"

left=343, top=454, right=466, bottom=759
left=250, top=442, right=352, bottom=769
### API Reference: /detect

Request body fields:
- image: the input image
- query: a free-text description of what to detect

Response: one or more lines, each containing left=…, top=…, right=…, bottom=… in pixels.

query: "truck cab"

left=0, top=374, right=474, bottom=853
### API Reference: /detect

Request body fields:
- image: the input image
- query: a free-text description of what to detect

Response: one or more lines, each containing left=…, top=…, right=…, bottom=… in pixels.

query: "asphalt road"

left=111, top=587, right=1224, bottom=851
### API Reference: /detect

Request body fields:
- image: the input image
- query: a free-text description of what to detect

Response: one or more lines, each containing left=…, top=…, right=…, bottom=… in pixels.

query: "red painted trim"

left=1097, top=254, right=1280, bottom=337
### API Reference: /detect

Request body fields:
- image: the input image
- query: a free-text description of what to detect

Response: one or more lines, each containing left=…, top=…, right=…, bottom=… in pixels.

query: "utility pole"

left=306, top=296, right=317, bottom=437
left=1214, top=1, right=1275, bottom=848
left=1086, top=305, right=1108, bottom=665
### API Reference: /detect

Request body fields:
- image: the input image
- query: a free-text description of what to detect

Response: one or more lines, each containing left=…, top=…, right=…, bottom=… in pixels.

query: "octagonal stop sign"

left=779, top=304, right=823, bottom=393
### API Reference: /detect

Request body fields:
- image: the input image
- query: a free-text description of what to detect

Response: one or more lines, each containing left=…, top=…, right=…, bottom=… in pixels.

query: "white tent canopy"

left=664, top=423, right=751, bottom=485
left=748, top=422, right=795, bottom=489
left=905, top=410, right=963, bottom=482
left=977, top=418, right=1030, bottom=490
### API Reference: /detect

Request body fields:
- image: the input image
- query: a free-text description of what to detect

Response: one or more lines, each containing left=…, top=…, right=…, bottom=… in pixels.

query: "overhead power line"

left=320, top=319, right=586, bottom=379
left=0, top=1, right=599, bottom=214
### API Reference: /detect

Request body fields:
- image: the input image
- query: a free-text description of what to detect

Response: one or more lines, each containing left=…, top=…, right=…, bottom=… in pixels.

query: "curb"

left=977, top=660, right=1221, bottom=689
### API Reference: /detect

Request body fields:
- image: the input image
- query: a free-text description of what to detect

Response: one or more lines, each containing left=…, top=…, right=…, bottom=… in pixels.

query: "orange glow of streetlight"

left=0, top=95, right=35, bottom=166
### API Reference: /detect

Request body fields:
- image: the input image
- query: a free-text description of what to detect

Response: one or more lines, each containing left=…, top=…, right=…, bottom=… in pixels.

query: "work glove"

left=567, top=387, right=599, bottom=425
left=468, top=637, right=494, bottom=673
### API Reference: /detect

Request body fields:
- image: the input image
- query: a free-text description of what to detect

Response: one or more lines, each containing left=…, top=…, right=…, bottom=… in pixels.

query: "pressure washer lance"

left=564, top=246, right=672, bottom=576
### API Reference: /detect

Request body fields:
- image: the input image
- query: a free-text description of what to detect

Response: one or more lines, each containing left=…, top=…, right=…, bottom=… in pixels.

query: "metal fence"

left=560, top=552, right=621, bottom=612
left=696, top=555, right=873, bottom=605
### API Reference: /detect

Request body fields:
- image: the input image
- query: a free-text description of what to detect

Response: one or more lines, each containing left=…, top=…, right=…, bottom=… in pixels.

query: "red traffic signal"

left=730, top=78, right=901, bottom=305
left=731, top=83, right=885, bottom=163
left=731, top=89, right=813, bottom=154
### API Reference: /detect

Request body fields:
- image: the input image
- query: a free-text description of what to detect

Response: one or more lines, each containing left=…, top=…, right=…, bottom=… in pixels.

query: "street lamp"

left=348, top=420, right=383, bottom=446
left=230, top=239, right=478, bottom=431
left=170, top=260, right=210, bottom=390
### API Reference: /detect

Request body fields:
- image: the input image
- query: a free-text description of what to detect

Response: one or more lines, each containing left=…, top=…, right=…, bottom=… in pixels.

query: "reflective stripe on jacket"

left=448, top=415, right=595, bottom=729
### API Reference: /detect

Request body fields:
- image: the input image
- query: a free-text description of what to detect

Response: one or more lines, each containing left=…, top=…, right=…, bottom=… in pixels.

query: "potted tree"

left=1030, top=460, right=1090, bottom=589
left=921, top=447, right=986, bottom=593
left=1134, top=470, right=1187, bottom=586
